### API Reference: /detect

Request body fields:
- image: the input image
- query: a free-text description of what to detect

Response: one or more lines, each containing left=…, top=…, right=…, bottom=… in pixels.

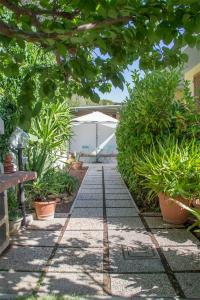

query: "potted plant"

left=134, top=139, right=200, bottom=224
left=67, top=152, right=83, bottom=170
left=29, top=180, right=57, bottom=220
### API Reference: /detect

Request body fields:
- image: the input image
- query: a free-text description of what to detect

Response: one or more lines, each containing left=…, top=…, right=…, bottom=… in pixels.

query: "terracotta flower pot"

left=71, top=161, right=83, bottom=170
left=159, top=192, right=189, bottom=225
left=34, top=200, right=56, bottom=220
left=3, top=153, right=15, bottom=173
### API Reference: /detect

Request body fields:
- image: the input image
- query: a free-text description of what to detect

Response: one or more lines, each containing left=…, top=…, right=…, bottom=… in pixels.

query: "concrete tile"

left=108, top=230, right=152, bottom=245
left=28, top=218, right=66, bottom=231
left=0, top=245, right=52, bottom=271
left=106, top=194, right=131, bottom=200
left=144, top=217, right=184, bottom=229
left=175, top=273, right=200, bottom=298
left=152, top=229, right=200, bottom=247
left=49, top=248, right=103, bottom=273
left=11, top=230, right=59, bottom=247
left=81, top=184, right=102, bottom=189
left=104, top=183, right=125, bottom=188
left=67, top=217, right=103, bottom=230
left=80, top=188, right=102, bottom=193
left=71, top=208, right=103, bottom=218
left=161, top=245, right=200, bottom=271
left=60, top=230, right=103, bottom=248
left=83, top=180, right=102, bottom=184
left=106, top=200, right=134, bottom=208
left=74, top=200, right=103, bottom=208
left=77, top=194, right=103, bottom=200
left=110, top=273, right=175, bottom=297
left=0, top=271, right=40, bottom=295
left=109, top=245, right=164, bottom=273
left=106, top=208, right=138, bottom=217
left=105, top=188, right=128, bottom=194
left=39, top=272, right=103, bottom=296
left=107, top=217, right=145, bottom=231
left=54, top=213, right=68, bottom=218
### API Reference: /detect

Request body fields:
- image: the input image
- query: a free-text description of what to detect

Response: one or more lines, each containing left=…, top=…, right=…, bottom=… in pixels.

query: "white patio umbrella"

left=72, top=111, right=118, bottom=162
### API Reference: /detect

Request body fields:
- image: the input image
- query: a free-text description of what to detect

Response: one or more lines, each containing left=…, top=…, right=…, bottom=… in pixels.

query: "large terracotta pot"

left=159, top=193, right=189, bottom=224
left=34, top=200, right=56, bottom=220
left=71, top=161, right=83, bottom=170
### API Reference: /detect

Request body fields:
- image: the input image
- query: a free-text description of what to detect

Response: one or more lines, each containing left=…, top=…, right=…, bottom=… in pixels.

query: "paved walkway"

left=0, top=164, right=200, bottom=299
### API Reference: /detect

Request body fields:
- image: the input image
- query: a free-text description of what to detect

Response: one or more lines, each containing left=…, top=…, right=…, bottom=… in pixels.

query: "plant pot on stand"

left=159, top=192, right=189, bottom=225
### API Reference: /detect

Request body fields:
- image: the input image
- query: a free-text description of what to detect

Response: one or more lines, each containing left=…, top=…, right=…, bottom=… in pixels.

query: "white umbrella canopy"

left=73, top=111, right=118, bottom=125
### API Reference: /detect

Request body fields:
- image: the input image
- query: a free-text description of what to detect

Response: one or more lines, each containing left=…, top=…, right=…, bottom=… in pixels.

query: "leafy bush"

left=116, top=70, right=200, bottom=208
left=7, top=188, right=21, bottom=221
left=27, top=99, right=72, bottom=178
left=26, top=168, right=78, bottom=201
left=134, top=139, right=200, bottom=201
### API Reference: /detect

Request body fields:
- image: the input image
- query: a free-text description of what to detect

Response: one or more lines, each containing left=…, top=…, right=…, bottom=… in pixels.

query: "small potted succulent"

left=67, top=152, right=83, bottom=170
left=134, top=139, right=200, bottom=224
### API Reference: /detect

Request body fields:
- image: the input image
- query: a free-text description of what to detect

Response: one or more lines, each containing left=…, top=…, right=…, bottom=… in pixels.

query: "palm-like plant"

left=27, top=100, right=72, bottom=177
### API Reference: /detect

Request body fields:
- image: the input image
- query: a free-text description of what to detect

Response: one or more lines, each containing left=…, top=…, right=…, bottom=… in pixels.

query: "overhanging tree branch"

left=0, top=16, right=132, bottom=43
left=0, top=0, right=79, bottom=20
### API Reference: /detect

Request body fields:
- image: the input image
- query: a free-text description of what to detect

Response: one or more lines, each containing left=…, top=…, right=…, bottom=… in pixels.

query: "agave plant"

left=134, top=138, right=200, bottom=201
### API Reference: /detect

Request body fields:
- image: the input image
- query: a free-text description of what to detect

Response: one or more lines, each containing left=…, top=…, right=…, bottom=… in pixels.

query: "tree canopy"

left=0, top=0, right=200, bottom=121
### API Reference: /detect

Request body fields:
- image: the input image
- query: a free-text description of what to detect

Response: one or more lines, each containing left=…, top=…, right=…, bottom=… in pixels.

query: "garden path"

left=0, top=164, right=200, bottom=299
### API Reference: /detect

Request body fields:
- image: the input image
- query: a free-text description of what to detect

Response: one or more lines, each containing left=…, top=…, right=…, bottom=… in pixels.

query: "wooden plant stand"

left=0, top=171, right=36, bottom=255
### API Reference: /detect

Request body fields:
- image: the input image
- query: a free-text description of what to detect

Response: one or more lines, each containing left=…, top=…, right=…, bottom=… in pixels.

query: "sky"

left=97, top=60, right=141, bottom=103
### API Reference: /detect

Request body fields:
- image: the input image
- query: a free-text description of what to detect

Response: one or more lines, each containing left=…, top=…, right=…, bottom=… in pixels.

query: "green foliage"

left=116, top=70, right=200, bottom=208
left=0, top=1, right=200, bottom=120
left=27, top=99, right=71, bottom=178
left=0, top=96, right=20, bottom=160
left=26, top=168, right=78, bottom=201
left=7, top=188, right=21, bottom=221
left=134, top=139, right=200, bottom=201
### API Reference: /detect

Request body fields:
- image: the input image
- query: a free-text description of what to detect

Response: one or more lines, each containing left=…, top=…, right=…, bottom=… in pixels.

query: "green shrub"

left=7, top=188, right=21, bottom=221
left=26, top=168, right=78, bottom=201
left=134, top=139, right=200, bottom=201
left=116, top=70, right=200, bottom=209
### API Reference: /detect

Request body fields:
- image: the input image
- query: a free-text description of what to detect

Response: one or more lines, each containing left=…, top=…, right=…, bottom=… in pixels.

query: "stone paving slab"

left=106, top=200, right=134, bottom=208
left=109, top=245, right=164, bottom=273
left=106, top=207, right=138, bottom=217
left=76, top=194, right=103, bottom=200
left=79, top=188, right=102, bottom=193
left=108, top=230, right=152, bottom=245
left=0, top=271, right=39, bottom=296
left=60, top=230, right=103, bottom=248
left=151, top=229, right=200, bottom=247
left=71, top=208, right=103, bottom=218
left=175, top=273, right=200, bottom=298
left=74, top=199, right=103, bottom=208
left=81, top=184, right=102, bottom=188
left=11, top=230, right=60, bottom=247
left=110, top=273, right=175, bottom=298
left=28, top=218, right=66, bottom=231
left=38, top=272, right=104, bottom=296
left=144, top=217, right=184, bottom=229
left=67, top=217, right=103, bottom=230
left=161, top=245, right=200, bottom=271
left=105, top=188, right=128, bottom=194
left=0, top=245, right=52, bottom=271
left=106, top=194, right=131, bottom=200
left=54, top=213, right=68, bottom=218
left=49, top=248, right=103, bottom=273
left=107, top=217, right=145, bottom=231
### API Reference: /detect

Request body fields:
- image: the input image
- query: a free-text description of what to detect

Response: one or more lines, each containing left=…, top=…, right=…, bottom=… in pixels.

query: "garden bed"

left=55, top=166, right=88, bottom=214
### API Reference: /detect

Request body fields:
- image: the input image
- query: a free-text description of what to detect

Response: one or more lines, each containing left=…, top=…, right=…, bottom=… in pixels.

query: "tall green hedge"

left=116, top=70, right=200, bottom=209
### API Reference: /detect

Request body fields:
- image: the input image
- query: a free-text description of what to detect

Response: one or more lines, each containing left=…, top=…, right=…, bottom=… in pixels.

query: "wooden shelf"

left=0, top=171, right=37, bottom=193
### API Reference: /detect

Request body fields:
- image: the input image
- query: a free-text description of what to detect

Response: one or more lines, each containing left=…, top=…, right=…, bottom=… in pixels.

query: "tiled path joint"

left=0, top=164, right=200, bottom=299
